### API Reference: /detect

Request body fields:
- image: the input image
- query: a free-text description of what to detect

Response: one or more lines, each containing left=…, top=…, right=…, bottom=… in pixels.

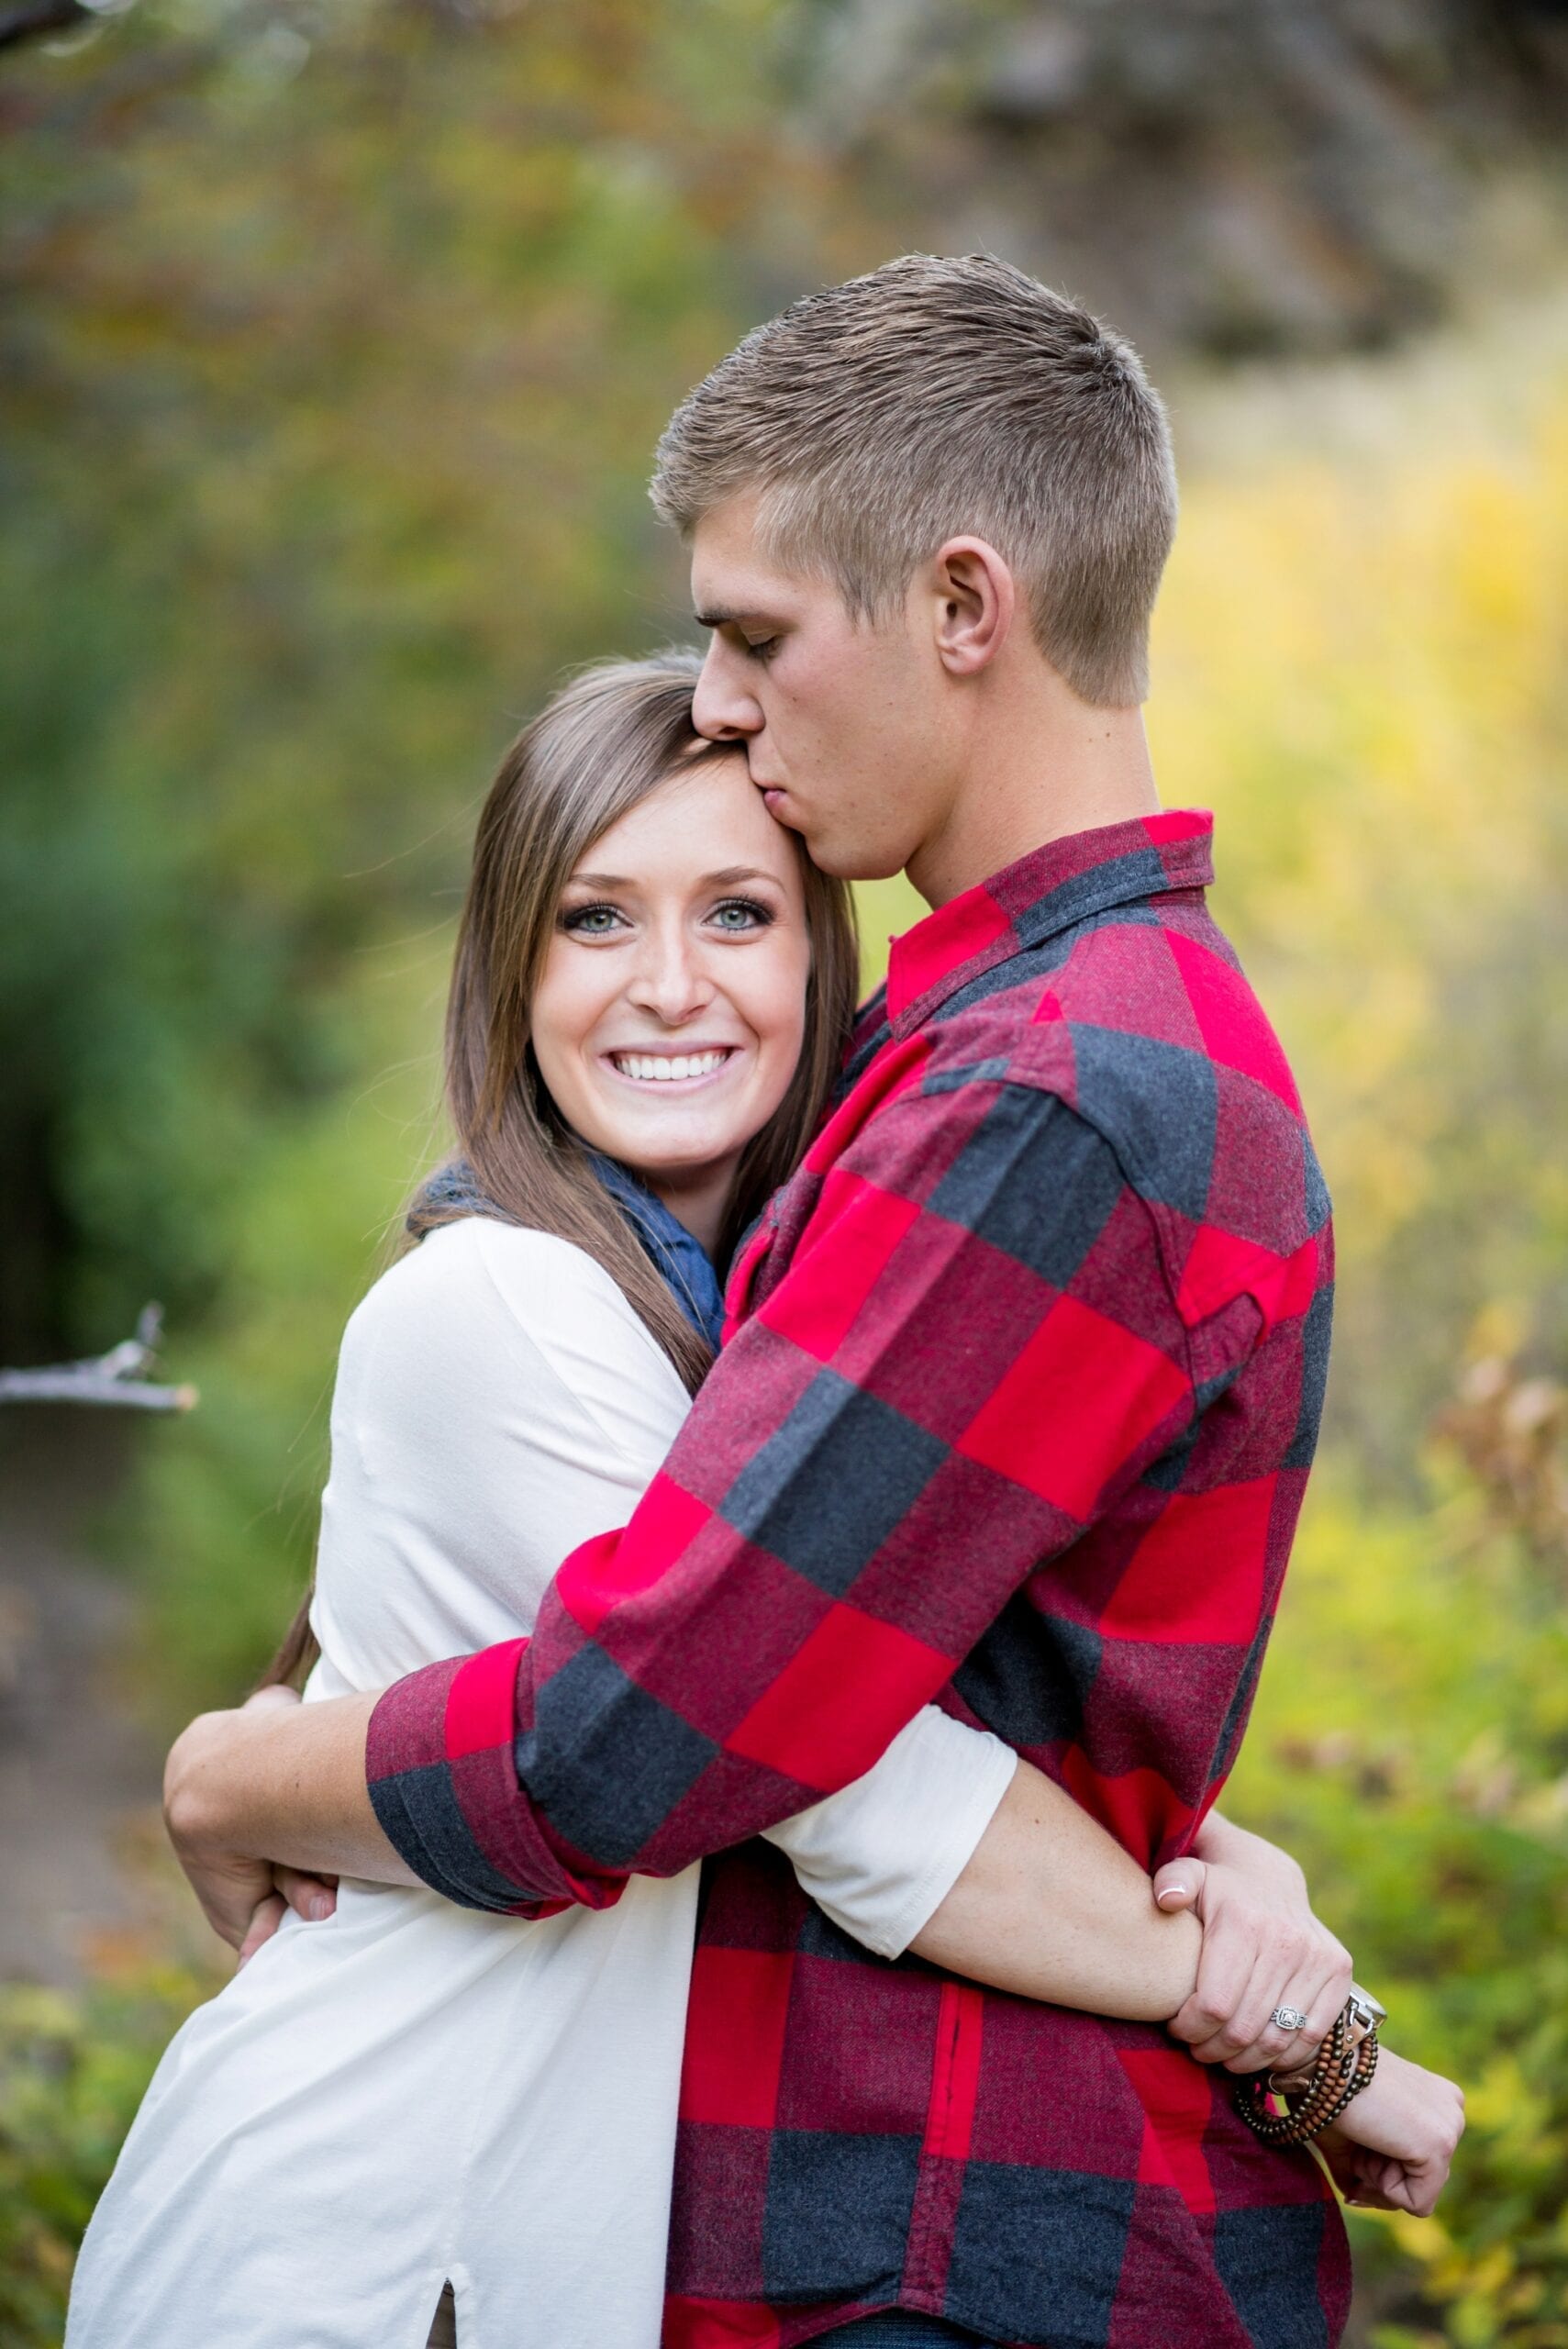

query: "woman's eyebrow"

left=565, top=865, right=781, bottom=891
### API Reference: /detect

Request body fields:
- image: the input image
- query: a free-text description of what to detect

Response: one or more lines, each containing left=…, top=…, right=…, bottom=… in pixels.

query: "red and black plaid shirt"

left=368, top=811, right=1349, bottom=2349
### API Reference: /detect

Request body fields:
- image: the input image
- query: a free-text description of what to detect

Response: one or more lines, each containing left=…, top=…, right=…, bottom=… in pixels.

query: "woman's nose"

left=626, top=928, right=715, bottom=1025
left=692, top=639, right=762, bottom=743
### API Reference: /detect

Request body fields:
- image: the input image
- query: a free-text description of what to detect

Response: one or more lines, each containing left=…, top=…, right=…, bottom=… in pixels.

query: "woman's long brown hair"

left=261, top=652, right=861, bottom=1689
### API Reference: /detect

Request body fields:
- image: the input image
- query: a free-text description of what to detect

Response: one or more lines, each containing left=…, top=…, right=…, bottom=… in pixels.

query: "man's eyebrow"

left=692, top=607, right=772, bottom=630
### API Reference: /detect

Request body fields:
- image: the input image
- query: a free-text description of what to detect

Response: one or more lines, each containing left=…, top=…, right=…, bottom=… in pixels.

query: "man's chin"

left=760, top=796, right=908, bottom=882
left=806, top=840, right=909, bottom=883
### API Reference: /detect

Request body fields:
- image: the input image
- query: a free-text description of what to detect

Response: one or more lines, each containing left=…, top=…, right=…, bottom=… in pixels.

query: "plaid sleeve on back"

left=366, top=1076, right=1210, bottom=1914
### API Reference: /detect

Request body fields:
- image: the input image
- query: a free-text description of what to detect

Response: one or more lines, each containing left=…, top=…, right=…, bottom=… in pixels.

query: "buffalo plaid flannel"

left=367, top=811, right=1349, bottom=2349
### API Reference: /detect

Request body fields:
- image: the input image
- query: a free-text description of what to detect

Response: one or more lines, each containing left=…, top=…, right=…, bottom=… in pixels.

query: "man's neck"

left=906, top=696, right=1161, bottom=911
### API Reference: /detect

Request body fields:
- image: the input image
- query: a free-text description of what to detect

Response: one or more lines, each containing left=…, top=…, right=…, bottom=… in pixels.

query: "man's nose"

left=692, top=638, right=762, bottom=742
left=627, top=923, right=715, bottom=1025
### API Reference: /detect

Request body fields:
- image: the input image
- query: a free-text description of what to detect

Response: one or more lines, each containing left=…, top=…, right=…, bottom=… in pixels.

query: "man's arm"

left=170, top=1084, right=1203, bottom=1926
left=172, top=1697, right=1466, bottom=2224
left=167, top=1691, right=1346, bottom=2089
left=363, top=1084, right=1203, bottom=1910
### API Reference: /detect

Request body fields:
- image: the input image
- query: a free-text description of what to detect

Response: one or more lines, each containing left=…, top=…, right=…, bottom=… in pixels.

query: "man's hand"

left=1317, top=2048, right=1465, bottom=2217
left=162, top=1681, right=395, bottom=1954
left=1151, top=1810, right=1353, bottom=2075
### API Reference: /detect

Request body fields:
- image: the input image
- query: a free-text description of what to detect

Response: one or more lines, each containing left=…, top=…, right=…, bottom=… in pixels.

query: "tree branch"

left=0, top=1305, right=198, bottom=1412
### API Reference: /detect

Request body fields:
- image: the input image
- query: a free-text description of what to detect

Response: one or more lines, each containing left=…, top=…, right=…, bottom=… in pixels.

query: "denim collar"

left=411, top=1152, right=724, bottom=1353
left=583, top=1150, right=726, bottom=1352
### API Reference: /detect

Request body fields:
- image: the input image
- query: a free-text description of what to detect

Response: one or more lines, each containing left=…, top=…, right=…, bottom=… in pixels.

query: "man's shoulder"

left=909, top=902, right=1329, bottom=1287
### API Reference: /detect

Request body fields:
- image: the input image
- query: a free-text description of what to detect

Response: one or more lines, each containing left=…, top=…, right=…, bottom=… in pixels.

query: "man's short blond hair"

left=651, top=253, right=1176, bottom=708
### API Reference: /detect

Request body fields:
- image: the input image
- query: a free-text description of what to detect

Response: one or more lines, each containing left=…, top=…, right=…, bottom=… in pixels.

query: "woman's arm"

left=212, top=1701, right=1463, bottom=2218
left=770, top=1692, right=1351, bottom=2059
left=906, top=1765, right=1464, bottom=2213
left=906, top=1756, right=1201, bottom=2017
left=908, top=1765, right=1355, bottom=2077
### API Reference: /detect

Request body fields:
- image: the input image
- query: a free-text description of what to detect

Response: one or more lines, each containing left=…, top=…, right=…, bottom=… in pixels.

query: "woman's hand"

left=1316, top=2048, right=1465, bottom=2216
left=166, top=1684, right=342, bottom=1956
left=164, top=1704, right=281, bottom=1949
left=1151, top=1810, right=1354, bottom=2076
left=235, top=1863, right=340, bottom=1968
left=230, top=1687, right=341, bottom=1965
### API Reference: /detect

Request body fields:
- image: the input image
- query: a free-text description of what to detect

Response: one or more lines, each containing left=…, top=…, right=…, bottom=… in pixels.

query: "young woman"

left=68, top=657, right=1460, bottom=2349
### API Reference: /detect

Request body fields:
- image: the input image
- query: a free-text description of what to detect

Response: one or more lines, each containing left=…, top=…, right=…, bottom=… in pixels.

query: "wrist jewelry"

left=1236, top=1985, right=1386, bottom=2146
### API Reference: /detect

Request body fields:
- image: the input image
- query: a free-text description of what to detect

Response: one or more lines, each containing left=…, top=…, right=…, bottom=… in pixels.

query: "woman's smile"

left=605, top=1044, right=740, bottom=1086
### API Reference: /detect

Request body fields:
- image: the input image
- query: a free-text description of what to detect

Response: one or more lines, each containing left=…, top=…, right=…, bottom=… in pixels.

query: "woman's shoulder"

left=347, top=1215, right=687, bottom=1420
left=350, top=1215, right=635, bottom=1341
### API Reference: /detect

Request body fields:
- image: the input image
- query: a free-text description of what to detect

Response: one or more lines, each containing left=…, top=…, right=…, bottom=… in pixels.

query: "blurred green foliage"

left=0, top=1972, right=207, bottom=2346
left=1233, top=1397, right=1568, bottom=2345
left=1166, top=359, right=1568, bottom=2343
left=2, top=5, right=1566, bottom=2344
left=0, top=0, right=811, bottom=1364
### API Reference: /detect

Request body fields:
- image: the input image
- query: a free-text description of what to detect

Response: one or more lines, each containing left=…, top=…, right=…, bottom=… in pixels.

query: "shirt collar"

left=884, top=809, right=1216, bottom=1032
left=587, top=1150, right=727, bottom=1353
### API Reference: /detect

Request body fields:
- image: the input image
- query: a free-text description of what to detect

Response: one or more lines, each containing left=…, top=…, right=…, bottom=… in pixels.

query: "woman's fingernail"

left=308, top=1895, right=332, bottom=1921
left=1155, top=1888, right=1184, bottom=1909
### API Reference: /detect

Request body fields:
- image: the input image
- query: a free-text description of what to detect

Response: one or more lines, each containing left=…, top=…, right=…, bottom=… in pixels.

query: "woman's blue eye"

left=710, top=897, right=772, bottom=931
left=563, top=903, right=625, bottom=934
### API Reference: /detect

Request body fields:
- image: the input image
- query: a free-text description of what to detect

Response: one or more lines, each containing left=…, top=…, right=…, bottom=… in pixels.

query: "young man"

left=171, top=258, right=1370, bottom=2343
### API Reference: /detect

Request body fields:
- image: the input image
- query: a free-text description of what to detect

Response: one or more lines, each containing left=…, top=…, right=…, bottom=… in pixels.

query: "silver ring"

left=1270, top=2006, right=1309, bottom=2032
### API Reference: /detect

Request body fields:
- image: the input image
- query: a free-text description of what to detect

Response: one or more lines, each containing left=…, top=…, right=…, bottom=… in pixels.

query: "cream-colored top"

left=68, top=1218, right=1017, bottom=2349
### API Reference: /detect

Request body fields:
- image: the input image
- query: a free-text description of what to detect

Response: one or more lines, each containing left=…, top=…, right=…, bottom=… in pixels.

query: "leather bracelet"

left=1235, top=1987, right=1385, bottom=2146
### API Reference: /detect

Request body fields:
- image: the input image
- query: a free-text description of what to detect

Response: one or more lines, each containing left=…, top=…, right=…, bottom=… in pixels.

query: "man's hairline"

left=679, top=473, right=1160, bottom=706
left=685, top=487, right=1029, bottom=640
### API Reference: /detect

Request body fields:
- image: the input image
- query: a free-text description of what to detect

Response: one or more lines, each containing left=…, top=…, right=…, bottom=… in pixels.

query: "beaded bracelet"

left=1235, top=1993, right=1383, bottom=2146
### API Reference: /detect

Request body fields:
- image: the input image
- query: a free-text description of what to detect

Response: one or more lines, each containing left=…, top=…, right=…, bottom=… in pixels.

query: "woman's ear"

left=929, top=537, right=1017, bottom=677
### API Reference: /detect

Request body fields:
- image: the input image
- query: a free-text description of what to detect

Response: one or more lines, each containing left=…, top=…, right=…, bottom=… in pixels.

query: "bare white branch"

left=0, top=1305, right=197, bottom=1411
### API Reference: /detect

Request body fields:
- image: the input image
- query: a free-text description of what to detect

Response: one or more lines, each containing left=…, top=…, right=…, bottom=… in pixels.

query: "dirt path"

left=0, top=1408, right=168, bottom=1984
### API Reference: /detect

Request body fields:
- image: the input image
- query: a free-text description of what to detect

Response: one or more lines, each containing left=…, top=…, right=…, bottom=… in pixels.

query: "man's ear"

left=929, top=537, right=1017, bottom=677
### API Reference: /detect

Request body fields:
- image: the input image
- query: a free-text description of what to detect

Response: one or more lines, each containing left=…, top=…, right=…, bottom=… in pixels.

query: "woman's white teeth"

left=613, top=1050, right=729, bottom=1082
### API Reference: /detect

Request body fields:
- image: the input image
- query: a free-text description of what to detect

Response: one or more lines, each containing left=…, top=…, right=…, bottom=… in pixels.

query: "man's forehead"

left=689, top=493, right=802, bottom=621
